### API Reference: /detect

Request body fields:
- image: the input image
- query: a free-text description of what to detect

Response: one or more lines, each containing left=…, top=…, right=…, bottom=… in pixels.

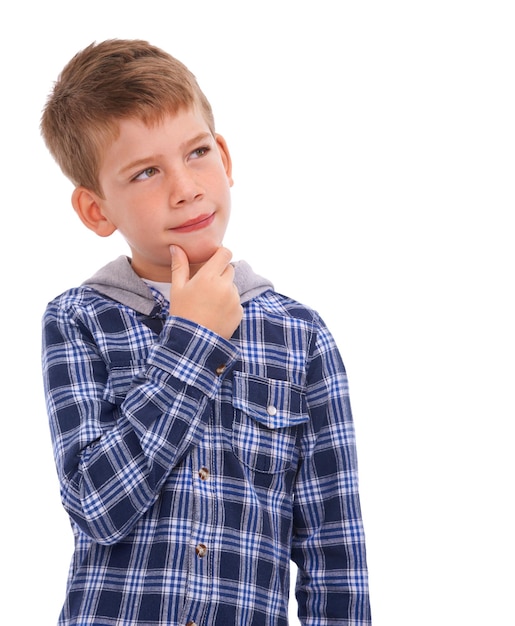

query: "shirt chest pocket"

left=232, top=372, right=309, bottom=473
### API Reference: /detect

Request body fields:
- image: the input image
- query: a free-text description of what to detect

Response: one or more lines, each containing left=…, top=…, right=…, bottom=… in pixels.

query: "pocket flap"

left=233, top=372, right=308, bottom=429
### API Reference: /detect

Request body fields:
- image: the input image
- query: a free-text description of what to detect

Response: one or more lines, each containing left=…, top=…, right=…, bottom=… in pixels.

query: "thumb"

left=170, top=245, right=190, bottom=288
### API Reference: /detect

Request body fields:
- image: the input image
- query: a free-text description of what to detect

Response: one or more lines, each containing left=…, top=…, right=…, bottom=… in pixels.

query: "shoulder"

left=44, top=285, right=119, bottom=319
left=246, top=289, right=322, bottom=326
left=42, top=286, right=145, bottom=341
left=247, top=290, right=342, bottom=362
left=241, top=289, right=332, bottom=365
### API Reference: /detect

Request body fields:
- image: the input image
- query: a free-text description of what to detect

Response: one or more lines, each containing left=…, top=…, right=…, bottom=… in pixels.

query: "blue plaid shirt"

left=42, top=264, right=370, bottom=625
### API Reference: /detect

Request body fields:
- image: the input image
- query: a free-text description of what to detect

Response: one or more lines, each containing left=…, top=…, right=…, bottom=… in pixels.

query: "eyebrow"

left=117, top=132, right=213, bottom=177
left=118, top=155, right=164, bottom=177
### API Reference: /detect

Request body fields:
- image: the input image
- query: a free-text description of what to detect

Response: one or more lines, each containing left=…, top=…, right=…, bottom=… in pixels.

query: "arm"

left=43, top=246, right=242, bottom=546
left=291, top=318, right=371, bottom=625
left=43, top=300, right=238, bottom=546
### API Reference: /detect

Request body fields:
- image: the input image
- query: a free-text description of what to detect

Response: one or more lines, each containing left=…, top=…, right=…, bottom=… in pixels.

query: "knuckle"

left=220, top=247, right=233, bottom=263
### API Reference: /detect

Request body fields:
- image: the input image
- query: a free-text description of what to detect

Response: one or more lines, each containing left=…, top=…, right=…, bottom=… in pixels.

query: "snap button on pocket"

left=266, top=405, right=277, bottom=416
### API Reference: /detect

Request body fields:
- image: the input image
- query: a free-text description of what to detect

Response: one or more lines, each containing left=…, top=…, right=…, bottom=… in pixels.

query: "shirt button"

left=195, top=543, right=208, bottom=558
left=186, top=622, right=197, bottom=626
left=215, top=364, right=226, bottom=376
left=266, top=405, right=277, bottom=416
left=198, top=467, right=209, bottom=480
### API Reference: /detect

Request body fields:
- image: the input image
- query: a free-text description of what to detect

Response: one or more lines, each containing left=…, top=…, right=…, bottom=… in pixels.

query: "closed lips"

left=170, top=213, right=215, bottom=232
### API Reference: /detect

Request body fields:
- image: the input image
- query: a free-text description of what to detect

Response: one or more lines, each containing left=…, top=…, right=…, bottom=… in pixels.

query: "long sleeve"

left=42, top=293, right=238, bottom=546
left=291, top=319, right=371, bottom=625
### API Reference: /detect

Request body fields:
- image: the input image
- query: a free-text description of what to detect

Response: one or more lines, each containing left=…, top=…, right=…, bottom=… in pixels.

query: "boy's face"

left=90, top=107, right=233, bottom=281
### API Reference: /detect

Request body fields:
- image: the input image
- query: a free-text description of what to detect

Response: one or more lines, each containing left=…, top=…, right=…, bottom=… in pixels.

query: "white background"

left=1, top=1, right=514, bottom=624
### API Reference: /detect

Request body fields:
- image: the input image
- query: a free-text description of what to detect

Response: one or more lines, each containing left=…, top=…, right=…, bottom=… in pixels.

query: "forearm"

left=292, top=487, right=370, bottom=625
left=43, top=309, right=238, bottom=545
left=292, top=443, right=370, bottom=624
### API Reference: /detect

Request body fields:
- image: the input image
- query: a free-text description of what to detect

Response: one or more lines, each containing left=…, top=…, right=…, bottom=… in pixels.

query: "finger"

left=200, top=246, right=233, bottom=277
left=222, top=262, right=235, bottom=281
left=170, top=245, right=190, bottom=288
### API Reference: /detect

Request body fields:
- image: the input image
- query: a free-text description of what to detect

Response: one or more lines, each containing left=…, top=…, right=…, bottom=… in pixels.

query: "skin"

left=72, top=107, right=243, bottom=339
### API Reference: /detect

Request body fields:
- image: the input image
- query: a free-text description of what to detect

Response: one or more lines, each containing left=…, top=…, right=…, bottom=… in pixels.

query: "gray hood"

left=83, top=256, right=273, bottom=315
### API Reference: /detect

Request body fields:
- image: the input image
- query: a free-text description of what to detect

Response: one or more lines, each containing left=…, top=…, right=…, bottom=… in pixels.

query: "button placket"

left=184, top=412, right=216, bottom=624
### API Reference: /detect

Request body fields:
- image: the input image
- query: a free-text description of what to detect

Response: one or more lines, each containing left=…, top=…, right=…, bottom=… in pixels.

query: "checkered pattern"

left=42, top=284, right=371, bottom=625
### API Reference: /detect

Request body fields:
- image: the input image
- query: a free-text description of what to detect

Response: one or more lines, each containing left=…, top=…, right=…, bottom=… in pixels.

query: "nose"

left=168, top=167, right=204, bottom=207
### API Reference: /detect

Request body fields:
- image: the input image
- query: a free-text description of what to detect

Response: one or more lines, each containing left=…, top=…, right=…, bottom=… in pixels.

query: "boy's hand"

left=169, top=245, right=243, bottom=340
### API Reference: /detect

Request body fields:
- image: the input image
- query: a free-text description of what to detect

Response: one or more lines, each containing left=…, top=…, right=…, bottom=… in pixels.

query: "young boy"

left=41, top=39, right=371, bottom=626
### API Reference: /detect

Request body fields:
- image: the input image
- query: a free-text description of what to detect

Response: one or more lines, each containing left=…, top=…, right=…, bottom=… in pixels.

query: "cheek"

left=116, top=213, right=157, bottom=247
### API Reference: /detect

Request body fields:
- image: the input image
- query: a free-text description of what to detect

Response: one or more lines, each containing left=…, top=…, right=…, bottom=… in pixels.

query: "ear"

left=215, top=134, right=234, bottom=187
left=71, top=187, right=117, bottom=237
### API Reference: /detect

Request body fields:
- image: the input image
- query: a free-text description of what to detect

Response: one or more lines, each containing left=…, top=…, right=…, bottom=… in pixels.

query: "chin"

left=185, top=242, right=222, bottom=266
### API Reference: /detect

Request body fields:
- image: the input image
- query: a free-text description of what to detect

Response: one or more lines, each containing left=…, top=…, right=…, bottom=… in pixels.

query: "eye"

left=190, top=146, right=210, bottom=159
left=133, top=167, right=158, bottom=181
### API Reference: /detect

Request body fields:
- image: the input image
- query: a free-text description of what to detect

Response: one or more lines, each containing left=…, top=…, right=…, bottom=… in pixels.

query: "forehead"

left=97, top=107, right=213, bottom=174
left=110, top=104, right=210, bottom=144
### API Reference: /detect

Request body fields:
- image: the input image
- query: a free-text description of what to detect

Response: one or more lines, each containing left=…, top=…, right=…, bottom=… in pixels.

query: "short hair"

left=41, top=39, right=215, bottom=196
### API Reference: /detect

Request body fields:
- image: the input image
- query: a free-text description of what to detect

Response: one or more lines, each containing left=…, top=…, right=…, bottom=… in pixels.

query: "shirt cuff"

left=146, top=316, right=239, bottom=397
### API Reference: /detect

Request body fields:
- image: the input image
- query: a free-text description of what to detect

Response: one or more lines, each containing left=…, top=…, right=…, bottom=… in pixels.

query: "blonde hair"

left=41, top=39, right=215, bottom=196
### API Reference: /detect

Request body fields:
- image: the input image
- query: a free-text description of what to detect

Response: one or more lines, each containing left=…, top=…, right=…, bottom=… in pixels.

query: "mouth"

left=170, top=213, right=215, bottom=233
